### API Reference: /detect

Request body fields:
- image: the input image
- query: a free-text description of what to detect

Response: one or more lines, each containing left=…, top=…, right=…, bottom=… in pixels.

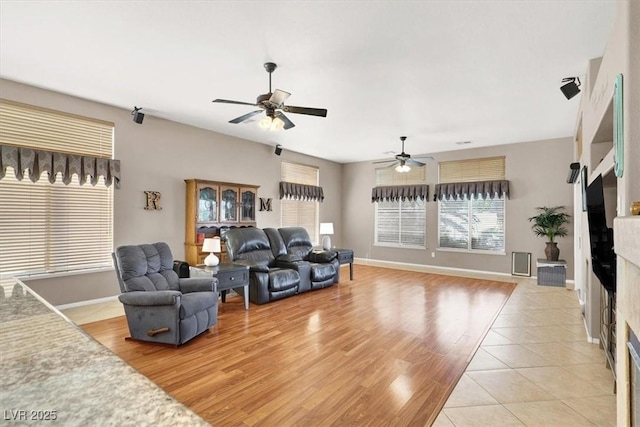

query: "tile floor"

left=62, top=276, right=617, bottom=426
left=433, top=278, right=616, bottom=426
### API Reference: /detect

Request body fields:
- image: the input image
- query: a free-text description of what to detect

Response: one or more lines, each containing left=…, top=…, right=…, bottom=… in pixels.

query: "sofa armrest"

left=118, top=290, right=181, bottom=306
left=276, top=253, right=304, bottom=263
left=179, top=277, right=217, bottom=293
left=234, top=259, right=270, bottom=273
left=308, top=250, right=337, bottom=263
left=276, top=259, right=310, bottom=270
left=249, top=264, right=270, bottom=273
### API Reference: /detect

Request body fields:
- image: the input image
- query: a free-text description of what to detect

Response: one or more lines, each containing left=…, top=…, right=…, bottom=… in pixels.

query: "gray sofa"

left=224, top=227, right=338, bottom=305
left=113, top=242, right=218, bottom=346
left=266, top=227, right=340, bottom=291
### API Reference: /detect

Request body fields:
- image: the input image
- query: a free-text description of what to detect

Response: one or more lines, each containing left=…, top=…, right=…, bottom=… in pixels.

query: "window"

left=374, top=166, right=426, bottom=248
left=437, top=157, right=506, bottom=253
left=0, top=100, right=114, bottom=276
left=280, top=162, right=319, bottom=243
left=438, top=196, right=505, bottom=251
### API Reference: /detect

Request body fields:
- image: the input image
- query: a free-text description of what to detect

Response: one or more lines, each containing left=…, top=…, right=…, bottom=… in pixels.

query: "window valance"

left=371, top=184, right=429, bottom=203
left=433, top=180, right=509, bottom=201
left=0, top=144, right=121, bottom=188
left=279, top=181, right=324, bottom=202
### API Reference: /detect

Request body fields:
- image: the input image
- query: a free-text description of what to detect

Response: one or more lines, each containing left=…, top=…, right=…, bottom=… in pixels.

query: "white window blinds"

left=437, top=157, right=505, bottom=253
left=374, top=166, right=426, bottom=248
left=438, top=156, right=505, bottom=183
left=0, top=100, right=114, bottom=276
left=280, top=162, right=319, bottom=243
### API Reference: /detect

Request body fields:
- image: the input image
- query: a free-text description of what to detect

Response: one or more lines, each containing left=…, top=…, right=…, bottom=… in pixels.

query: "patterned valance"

left=371, top=184, right=429, bottom=202
left=433, top=180, right=509, bottom=201
left=0, top=144, right=120, bottom=188
left=279, top=181, right=324, bottom=202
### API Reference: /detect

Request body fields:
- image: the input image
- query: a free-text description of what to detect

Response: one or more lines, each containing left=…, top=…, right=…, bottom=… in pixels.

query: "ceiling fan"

left=373, top=136, right=434, bottom=172
left=212, top=62, right=327, bottom=131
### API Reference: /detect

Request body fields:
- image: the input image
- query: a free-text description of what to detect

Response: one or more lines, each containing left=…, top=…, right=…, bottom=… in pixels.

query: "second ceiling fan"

left=212, top=62, right=327, bottom=131
left=373, top=136, right=434, bottom=172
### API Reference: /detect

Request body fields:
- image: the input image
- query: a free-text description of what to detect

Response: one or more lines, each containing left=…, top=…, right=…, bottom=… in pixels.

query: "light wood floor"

left=81, top=265, right=514, bottom=426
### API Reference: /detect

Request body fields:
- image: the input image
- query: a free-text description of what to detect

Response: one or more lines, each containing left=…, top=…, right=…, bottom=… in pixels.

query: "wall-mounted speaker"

left=567, top=162, right=580, bottom=184
left=560, top=77, right=581, bottom=100
left=132, top=111, right=144, bottom=124
left=131, top=106, right=144, bottom=124
left=275, top=144, right=282, bottom=156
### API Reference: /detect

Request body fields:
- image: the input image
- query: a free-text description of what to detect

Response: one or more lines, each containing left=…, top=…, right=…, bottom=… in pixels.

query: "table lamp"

left=319, top=222, right=334, bottom=250
left=202, top=237, right=221, bottom=266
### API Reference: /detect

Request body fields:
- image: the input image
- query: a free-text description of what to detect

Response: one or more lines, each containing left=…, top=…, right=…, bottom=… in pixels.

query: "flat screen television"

left=585, top=174, right=616, bottom=292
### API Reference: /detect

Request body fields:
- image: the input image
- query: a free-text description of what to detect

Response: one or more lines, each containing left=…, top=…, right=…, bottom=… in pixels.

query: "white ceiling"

left=0, top=1, right=616, bottom=164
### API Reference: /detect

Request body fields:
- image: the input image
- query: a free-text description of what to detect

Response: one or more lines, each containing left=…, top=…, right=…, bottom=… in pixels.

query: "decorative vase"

left=545, top=242, right=560, bottom=261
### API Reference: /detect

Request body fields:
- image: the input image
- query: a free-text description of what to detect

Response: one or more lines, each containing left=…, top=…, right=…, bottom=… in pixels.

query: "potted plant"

left=528, top=206, right=570, bottom=261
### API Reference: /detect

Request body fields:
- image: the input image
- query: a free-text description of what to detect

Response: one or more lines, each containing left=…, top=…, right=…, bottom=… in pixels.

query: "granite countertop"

left=0, top=277, right=209, bottom=426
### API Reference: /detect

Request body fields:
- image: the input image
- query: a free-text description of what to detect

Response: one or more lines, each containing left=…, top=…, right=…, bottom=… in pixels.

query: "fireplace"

left=629, top=329, right=640, bottom=426
left=614, top=217, right=640, bottom=426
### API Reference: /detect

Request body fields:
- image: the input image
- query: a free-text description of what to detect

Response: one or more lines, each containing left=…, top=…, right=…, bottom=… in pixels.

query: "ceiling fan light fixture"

left=258, top=115, right=285, bottom=131
left=395, top=163, right=411, bottom=173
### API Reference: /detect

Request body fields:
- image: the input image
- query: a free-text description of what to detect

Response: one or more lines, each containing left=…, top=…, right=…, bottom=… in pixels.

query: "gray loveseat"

left=113, top=242, right=218, bottom=346
left=224, top=227, right=338, bottom=305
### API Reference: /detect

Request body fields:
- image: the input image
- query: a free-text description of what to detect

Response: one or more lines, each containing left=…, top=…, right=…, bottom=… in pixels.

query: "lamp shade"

left=319, top=223, right=334, bottom=235
left=202, top=237, right=221, bottom=253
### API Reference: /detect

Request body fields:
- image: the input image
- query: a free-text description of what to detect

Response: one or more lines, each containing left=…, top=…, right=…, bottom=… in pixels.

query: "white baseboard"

left=583, top=315, right=600, bottom=344
left=56, top=295, right=119, bottom=311
left=354, top=258, right=514, bottom=281
left=354, top=258, right=575, bottom=285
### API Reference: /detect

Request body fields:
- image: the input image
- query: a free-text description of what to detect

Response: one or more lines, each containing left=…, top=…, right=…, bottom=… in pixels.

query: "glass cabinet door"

left=197, top=184, right=218, bottom=223
left=220, top=187, right=238, bottom=222
left=240, top=188, right=256, bottom=222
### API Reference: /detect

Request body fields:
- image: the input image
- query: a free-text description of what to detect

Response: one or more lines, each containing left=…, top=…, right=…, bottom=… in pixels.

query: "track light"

left=560, top=77, right=581, bottom=100
left=567, top=162, right=580, bottom=184
left=274, top=144, right=282, bottom=156
left=131, top=106, right=144, bottom=124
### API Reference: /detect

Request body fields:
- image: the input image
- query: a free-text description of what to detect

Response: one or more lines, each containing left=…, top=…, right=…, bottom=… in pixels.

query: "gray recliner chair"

left=113, top=242, right=218, bottom=346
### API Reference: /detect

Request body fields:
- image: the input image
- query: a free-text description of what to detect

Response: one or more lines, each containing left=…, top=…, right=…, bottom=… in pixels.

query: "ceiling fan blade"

left=413, top=156, right=435, bottom=162
left=406, top=159, right=425, bottom=167
left=212, top=99, right=259, bottom=107
left=269, top=89, right=291, bottom=107
left=275, top=111, right=295, bottom=130
left=372, top=159, right=397, bottom=164
left=229, top=110, right=263, bottom=124
left=282, top=105, right=328, bottom=117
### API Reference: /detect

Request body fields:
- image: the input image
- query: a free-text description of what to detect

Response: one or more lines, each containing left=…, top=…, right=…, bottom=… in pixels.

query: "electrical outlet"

left=431, top=252, right=435, bottom=258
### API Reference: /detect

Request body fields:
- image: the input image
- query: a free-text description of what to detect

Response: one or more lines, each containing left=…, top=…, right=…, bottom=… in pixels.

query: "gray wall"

left=1, top=78, right=576, bottom=305
left=343, top=137, right=575, bottom=278
left=1, top=79, right=343, bottom=305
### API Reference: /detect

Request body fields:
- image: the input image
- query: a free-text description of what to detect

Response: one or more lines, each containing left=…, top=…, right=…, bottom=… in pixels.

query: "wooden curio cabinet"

left=220, top=186, right=239, bottom=223
left=240, top=187, right=257, bottom=222
left=185, top=179, right=259, bottom=266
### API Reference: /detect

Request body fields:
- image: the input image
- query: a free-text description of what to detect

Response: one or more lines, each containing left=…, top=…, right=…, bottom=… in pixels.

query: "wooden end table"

left=190, top=263, right=250, bottom=310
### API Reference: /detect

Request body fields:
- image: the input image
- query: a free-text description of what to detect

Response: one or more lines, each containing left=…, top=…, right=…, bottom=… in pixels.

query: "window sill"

left=437, top=247, right=506, bottom=256
left=374, top=243, right=426, bottom=250
left=8, top=266, right=114, bottom=281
